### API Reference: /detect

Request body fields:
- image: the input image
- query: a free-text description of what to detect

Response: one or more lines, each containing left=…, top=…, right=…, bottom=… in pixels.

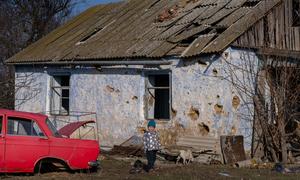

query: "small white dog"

left=176, top=149, right=194, bottom=165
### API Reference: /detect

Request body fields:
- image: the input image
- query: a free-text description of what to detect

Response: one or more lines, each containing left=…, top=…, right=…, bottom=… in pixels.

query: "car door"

left=0, top=114, right=4, bottom=171
left=4, top=116, right=50, bottom=172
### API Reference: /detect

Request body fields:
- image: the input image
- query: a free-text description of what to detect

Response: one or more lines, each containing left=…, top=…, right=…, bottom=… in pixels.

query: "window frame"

left=6, top=116, right=46, bottom=137
left=49, top=73, right=71, bottom=116
left=144, top=70, right=172, bottom=121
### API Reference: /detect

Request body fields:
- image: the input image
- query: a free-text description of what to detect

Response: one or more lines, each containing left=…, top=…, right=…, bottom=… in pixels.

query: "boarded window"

left=51, top=75, right=70, bottom=115
left=7, top=117, right=44, bottom=136
left=293, top=0, right=300, bottom=26
left=146, top=73, right=171, bottom=120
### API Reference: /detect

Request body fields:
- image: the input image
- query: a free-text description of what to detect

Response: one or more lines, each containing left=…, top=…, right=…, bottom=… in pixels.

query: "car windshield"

left=46, top=118, right=62, bottom=137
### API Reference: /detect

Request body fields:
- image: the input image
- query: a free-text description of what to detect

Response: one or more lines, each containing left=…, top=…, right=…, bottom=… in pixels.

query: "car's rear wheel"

left=89, top=166, right=99, bottom=173
left=34, top=158, right=70, bottom=174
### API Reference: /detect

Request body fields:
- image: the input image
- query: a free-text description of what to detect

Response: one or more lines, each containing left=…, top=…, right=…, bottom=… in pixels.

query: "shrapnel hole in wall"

left=198, top=122, right=210, bottom=136
left=187, top=106, right=199, bottom=121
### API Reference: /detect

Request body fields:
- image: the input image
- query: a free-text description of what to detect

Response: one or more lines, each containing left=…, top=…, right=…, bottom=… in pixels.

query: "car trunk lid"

left=58, top=120, right=95, bottom=137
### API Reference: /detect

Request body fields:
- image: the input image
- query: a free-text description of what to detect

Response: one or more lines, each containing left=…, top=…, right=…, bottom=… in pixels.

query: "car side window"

left=7, top=117, right=45, bottom=137
left=0, top=116, right=2, bottom=134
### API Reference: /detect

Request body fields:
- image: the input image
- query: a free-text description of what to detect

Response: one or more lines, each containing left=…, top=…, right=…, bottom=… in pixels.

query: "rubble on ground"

left=109, top=135, right=144, bottom=157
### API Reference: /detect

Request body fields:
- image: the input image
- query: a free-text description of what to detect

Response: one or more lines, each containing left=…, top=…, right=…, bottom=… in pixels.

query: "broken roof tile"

left=168, top=25, right=210, bottom=43
left=200, top=0, right=281, bottom=54
left=195, top=1, right=230, bottom=22
left=182, top=33, right=217, bottom=57
left=155, top=24, right=187, bottom=40
left=225, top=0, right=248, bottom=9
left=217, top=7, right=251, bottom=28
left=6, top=0, right=283, bottom=64
left=178, top=0, right=205, bottom=12
left=175, top=6, right=209, bottom=25
left=198, top=7, right=238, bottom=25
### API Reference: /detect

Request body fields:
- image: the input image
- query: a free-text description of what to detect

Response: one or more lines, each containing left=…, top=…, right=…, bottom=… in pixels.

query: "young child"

left=143, top=120, right=161, bottom=172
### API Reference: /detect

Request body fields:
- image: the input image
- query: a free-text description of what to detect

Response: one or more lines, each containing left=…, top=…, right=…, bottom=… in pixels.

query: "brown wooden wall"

left=233, top=0, right=300, bottom=51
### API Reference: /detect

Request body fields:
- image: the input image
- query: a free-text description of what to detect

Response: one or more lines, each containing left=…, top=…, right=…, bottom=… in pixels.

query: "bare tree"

left=254, top=62, right=300, bottom=163
left=0, top=0, right=79, bottom=109
left=221, top=50, right=300, bottom=163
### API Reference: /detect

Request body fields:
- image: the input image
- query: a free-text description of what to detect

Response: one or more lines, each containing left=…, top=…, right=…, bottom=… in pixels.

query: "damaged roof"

left=7, top=0, right=282, bottom=64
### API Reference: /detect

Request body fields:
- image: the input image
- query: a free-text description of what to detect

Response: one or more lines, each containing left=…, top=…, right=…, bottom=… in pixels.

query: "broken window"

left=292, top=0, right=300, bottom=26
left=50, top=75, right=70, bottom=115
left=7, top=117, right=45, bottom=136
left=146, top=73, right=171, bottom=120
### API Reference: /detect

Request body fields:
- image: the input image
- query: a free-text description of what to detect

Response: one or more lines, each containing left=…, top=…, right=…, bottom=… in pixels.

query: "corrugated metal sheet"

left=200, top=0, right=282, bottom=54
left=168, top=25, right=210, bottom=43
left=175, top=7, right=208, bottom=25
left=198, top=7, right=238, bottom=25
left=200, top=0, right=219, bottom=7
left=183, top=33, right=216, bottom=57
left=178, top=0, right=206, bottom=12
left=6, top=0, right=282, bottom=64
left=217, top=7, right=251, bottom=27
left=155, top=24, right=187, bottom=40
left=176, top=135, right=220, bottom=153
left=156, top=11, right=190, bottom=27
left=226, top=0, right=249, bottom=8
left=195, top=1, right=229, bottom=22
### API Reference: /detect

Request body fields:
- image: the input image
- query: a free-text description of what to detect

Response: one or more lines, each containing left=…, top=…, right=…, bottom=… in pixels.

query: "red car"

left=0, top=109, right=100, bottom=173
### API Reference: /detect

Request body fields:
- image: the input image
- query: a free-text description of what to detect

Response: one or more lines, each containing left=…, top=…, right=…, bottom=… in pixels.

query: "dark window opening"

left=51, top=75, right=70, bottom=115
left=293, top=0, right=300, bottom=26
left=7, top=117, right=44, bottom=136
left=146, top=73, right=171, bottom=120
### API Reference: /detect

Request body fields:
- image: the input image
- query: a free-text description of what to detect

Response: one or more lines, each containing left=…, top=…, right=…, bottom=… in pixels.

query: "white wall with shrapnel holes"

left=15, top=47, right=259, bottom=149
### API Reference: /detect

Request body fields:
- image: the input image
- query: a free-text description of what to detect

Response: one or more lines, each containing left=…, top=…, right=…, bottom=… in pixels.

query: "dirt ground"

left=2, top=156, right=300, bottom=180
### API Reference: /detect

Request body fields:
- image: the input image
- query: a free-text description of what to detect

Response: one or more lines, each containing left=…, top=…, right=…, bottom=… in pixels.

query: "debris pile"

left=159, top=135, right=223, bottom=165
left=109, top=135, right=144, bottom=157
left=106, top=134, right=300, bottom=175
left=108, top=135, right=247, bottom=166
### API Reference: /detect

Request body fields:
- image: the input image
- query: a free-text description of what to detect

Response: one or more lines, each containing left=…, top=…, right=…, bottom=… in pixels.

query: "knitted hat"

left=147, top=120, right=156, bottom=128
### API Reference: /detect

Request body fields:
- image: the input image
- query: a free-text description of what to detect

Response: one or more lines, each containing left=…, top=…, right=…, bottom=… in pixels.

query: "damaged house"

left=6, top=0, right=300, bottom=160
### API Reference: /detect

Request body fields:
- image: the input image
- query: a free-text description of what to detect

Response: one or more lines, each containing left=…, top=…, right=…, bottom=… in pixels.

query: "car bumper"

left=88, top=160, right=100, bottom=167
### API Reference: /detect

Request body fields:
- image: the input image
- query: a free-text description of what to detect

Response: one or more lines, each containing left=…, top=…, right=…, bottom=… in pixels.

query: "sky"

left=74, top=0, right=122, bottom=14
